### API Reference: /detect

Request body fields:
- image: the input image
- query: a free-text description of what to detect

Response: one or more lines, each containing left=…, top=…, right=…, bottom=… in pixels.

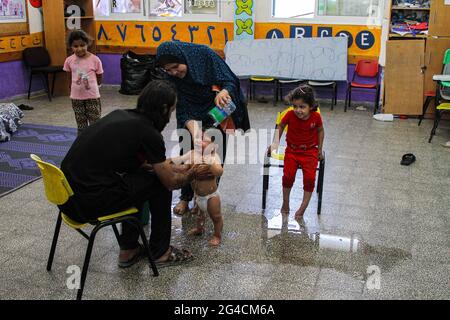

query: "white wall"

left=27, top=1, right=43, bottom=33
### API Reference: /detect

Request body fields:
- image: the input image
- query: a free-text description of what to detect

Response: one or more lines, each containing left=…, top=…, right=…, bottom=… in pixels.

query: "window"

left=317, top=0, right=380, bottom=17
left=111, top=0, right=142, bottom=14
left=272, top=0, right=381, bottom=19
left=272, top=0, right=315, bottom=19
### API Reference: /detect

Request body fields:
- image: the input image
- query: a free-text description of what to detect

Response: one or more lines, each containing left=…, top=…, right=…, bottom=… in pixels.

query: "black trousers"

left=179, top=126, right=227, bottom=202
left=59, top=170, right=172, bottom=260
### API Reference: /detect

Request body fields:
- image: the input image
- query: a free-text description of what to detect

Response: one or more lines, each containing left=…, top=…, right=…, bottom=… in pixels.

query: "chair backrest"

left=355, top=59, right=379, bottom=78
left=440, top=63, right=450, bottom=98
left=23, top=47, right=51, bottom=68
left=30, top=154, right=74, bottom=205
left=443, top=49, right=450, bottom=65
left=275, top=106, right=321, bottom=127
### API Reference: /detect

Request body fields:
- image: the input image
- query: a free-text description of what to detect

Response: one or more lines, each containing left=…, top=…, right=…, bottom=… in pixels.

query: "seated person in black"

left=59, top=80, right=200, bottom=267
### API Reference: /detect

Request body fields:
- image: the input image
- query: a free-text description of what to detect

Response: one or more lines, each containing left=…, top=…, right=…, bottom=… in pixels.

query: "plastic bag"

left=119, top=51, right=166, bottom=95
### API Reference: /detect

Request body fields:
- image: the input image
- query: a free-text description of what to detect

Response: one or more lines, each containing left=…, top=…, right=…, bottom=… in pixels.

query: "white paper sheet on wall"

left=225, top=37, right=348, bottom=81
left=445, top=0, right=450, bottom=5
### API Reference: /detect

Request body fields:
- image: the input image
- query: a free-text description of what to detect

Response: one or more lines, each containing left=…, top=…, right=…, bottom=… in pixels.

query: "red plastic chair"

left=345, top=60, right=380, bottom=114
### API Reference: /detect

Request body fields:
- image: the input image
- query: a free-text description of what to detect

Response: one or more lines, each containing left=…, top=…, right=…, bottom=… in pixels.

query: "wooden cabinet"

left=382, top=0, right=450, bottom=115
left=429, top=0, right=450, bottom=37
left=42, top=0, right=96, bottom=96
left=384, top=40, right=425, bottom=115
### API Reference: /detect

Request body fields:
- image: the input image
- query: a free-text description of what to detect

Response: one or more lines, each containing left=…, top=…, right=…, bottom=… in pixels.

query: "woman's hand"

left=215, top=89, right=232, bottom=108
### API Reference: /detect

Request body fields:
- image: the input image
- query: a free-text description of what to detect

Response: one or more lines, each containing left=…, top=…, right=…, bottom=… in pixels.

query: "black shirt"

left=61, top=109, right=166, bottom=201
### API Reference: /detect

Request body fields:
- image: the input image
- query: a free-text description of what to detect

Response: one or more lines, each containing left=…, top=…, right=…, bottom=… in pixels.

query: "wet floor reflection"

left=262, top=211, right=412, bottom=279
left=167, top=203, right=412, bottom=283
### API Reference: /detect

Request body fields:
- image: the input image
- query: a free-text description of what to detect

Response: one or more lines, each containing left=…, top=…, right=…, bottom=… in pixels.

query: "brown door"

left=384, top=40, right=425, bottom=115
left=429, top=0, right=450, bottom=37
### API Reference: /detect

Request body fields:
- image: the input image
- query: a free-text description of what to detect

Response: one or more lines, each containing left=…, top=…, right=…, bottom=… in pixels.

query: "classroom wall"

left=0, top=2, right=44, bottom=101
left=1, top=0, right=385, bottom=102
left=96, top=1, right=384, bottom=103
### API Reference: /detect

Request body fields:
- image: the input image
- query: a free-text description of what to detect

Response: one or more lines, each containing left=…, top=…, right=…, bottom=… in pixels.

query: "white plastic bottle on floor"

left=373, top=113, right=394, bottom=122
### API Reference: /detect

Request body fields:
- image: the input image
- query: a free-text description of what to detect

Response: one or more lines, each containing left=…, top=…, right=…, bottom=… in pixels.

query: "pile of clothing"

left=0, top=103, right=24, bottom=142
left=394, top=0, right=430, bottom=9
left=391, top=0, right=430, bottom=36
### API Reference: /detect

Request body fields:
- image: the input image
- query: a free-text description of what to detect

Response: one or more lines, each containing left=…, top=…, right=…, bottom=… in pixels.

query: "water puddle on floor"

left=262, top=211, right=412, bottom=280
left=167, top=204, right=412, bottom=282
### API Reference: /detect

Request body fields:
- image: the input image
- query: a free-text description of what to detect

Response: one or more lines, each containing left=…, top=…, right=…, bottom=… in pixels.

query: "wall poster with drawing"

left=95, top=0, right=110, bottom=16
left=150, top=0, right=183, bottom=17
left=0, top=0, right=26, bottom=22
left=111, top=0, right=142, bottom=14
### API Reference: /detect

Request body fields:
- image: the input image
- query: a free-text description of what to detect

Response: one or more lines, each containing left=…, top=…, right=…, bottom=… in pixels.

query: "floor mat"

left=0, top=123, right=76, bottom=198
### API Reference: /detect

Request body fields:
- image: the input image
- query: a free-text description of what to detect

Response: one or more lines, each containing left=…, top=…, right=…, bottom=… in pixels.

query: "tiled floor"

left=0, top=88, right=449, bottom=300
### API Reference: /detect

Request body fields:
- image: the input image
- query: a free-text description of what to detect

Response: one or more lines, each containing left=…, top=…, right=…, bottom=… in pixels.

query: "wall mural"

left=234, top=0, right=254, bottom=40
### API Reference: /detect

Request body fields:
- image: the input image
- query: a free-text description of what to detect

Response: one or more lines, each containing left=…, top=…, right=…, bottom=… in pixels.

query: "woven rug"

left=0, top=123, right=76, bottom=198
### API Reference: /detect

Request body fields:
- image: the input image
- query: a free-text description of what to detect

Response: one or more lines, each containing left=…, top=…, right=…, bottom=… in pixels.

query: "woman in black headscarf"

left=156, top=41, right=250, bottom=215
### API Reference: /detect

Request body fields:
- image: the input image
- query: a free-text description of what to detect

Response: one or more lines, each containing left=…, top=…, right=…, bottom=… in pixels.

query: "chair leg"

left=262, top=169, right=269, bottom=210
left=374, top=86, right=380, bottom=115
left=112, top=224, right=121, bottom=246
left=344, top=87, right=350, bottom=112
left=419, top=96, right=432, bottom=126
left=133, top=218, right=159, bottom=277
left=51, top=72, right=57, bottom=97
left=47, top=212, right=63, bottom=271
left=76, top=224, right=100, bottom=300
left=317, top=158, right=325, bottom=215
left=41, top=73, right=52, bottom=102
left=279, top=85, right=283, bottom=104
left=273, top=81, right=277, bottom=106
left=334, top=82, right=338, bottom=106
left=347, top=87, right=352, bottom=112
left=28, top=72, right=33, bottom=100
left=330, top=84, right=335, bottom=110
left=429, top=111, right=441, bottom=143
left=329, top=85, right=334, bottom=109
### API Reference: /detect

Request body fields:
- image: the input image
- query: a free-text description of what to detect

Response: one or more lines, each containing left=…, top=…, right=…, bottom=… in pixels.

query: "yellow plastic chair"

left=30, top=154, right=158, bottom=300
left=262, top=107, right=326, bottom=215
left=248, top=76, right=278, bottom=106
left=429, top=103, right=450, bottom=142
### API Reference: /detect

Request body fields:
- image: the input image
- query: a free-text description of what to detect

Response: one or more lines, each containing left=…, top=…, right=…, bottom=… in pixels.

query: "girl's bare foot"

left=208, top=236, right=221, bottom=246
left=294, top=209, right=305, bottom=219
left=188, top=227, right=204, bottom=236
